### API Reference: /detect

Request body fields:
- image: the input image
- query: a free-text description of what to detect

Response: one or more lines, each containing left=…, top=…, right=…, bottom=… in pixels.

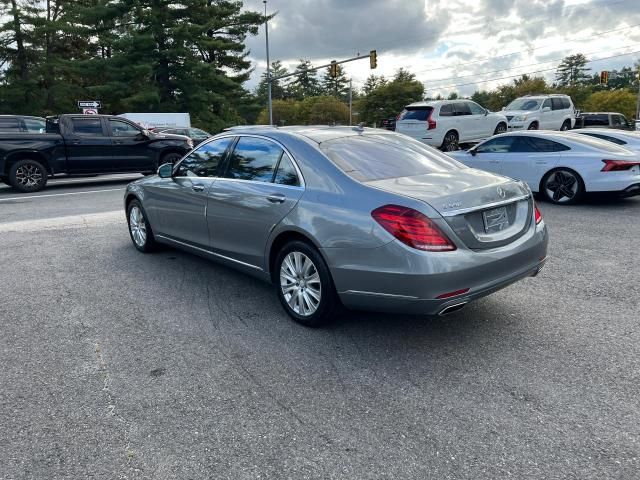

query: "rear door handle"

left=192, top=184, right=205, bottom=192
left=71, top=139, right=81, bottom=144
left=267, top=193, right=286, bottom=204
left=113, top=140, right=124, bottom=145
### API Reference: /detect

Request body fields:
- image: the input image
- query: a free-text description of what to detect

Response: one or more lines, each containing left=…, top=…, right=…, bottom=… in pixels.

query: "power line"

left=422, top=42, right=640, bottom=87
left=423, top=49, right=640, bottom=91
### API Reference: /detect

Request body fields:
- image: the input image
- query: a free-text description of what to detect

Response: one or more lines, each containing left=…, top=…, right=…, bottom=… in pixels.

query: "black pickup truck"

left=0, top=114, right=193, bottom=192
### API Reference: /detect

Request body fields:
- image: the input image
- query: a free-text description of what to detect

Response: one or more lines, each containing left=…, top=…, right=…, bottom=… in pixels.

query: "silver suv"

left=504, top=95, right=575, bottom=131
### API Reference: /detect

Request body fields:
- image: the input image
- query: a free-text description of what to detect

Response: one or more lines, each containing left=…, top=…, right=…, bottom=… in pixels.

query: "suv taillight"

left=372, top=205, right=456, bottom=251
left=601, top=159, right=640, bottom=171
left=427, top=110, right=436, bottom=130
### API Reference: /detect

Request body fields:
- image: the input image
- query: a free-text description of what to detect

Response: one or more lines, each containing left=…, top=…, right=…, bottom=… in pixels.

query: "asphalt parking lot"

left=0, top=176, right=638, bottom=479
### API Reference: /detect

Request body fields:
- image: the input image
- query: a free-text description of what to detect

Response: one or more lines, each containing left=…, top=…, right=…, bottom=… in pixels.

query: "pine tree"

left=321, top=64, right=349, bottom=101
left=255, top=60, right=289, bottom=103
left=555, top=54, right=591, bottom=87
left=288, top=59, right=321, bottom=100
left=362, top=74, right=386, bottom=95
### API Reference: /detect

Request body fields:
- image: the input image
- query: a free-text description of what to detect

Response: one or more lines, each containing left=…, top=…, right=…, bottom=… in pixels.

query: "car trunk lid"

left=365, top=168, right=533, bottom=250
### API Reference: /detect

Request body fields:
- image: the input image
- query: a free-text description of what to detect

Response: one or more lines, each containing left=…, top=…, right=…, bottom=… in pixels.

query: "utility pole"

left=349, top=78, right=353, bottom=126
left=263, top=1, right=272, bottom=125
left=636, top=66, right=640, bottom=121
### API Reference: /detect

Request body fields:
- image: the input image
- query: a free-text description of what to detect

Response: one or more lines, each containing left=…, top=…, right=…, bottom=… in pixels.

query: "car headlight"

left=512, top=115, right=527, bottom=122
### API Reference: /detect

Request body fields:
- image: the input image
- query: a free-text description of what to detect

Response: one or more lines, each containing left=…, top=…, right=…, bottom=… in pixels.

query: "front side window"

left=583, top=114, right=609, bottom=127
left=224, top=137, right=283, bottom=183
left=506, top=98, right=542, bottom=111
left=190, top=128, right=210, bottom=139
left=475, top=136, right=516, bottom=153
left=542, top=99, right=552, bottom=110
left=175, top=137, right=233, bottom=177
left=109, top=119, right=140, bottom=137
left=72, top=118, right=103, bottom=135
left=24, top=118, right=46, bottom=133
left=467, top=102, right=485, bottom=115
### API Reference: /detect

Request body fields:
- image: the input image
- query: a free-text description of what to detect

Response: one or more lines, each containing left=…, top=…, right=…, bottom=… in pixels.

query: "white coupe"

left=447, top=131, right=640, bottom=204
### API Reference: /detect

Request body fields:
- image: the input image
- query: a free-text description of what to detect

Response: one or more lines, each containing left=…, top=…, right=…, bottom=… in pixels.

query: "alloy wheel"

left=443, top=133, right=459, bottom=151
left=495, top=124, right=507, bottom=134
left=545, top=170, right=579, bottom=203
left=280, top=251, right=322, bottom=317
left=129, top=206, right=147, bottom=247
left=15, top=164, right=43, bottom=188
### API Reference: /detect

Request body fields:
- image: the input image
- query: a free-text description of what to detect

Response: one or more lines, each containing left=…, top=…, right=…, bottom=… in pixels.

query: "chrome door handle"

left=71, top=139, right=81, bottom=144
left=267, top=193, right=286, bottom=204
left=192, top=184, right=205, bottom=192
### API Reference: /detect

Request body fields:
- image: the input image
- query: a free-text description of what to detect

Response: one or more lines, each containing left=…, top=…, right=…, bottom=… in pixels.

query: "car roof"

left=0, top=115, right=45, bottom=119
left=220, top=125, right=397, bottom=144
left=496, top=130, right=589, bottom=142
left=579, top=112, right=621, bottom=115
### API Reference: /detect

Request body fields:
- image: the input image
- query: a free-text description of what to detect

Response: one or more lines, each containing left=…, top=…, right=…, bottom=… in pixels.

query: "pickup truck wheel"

left=9, top=159, right=48, bottom=193
left=127, top=200, right=158, bottom=253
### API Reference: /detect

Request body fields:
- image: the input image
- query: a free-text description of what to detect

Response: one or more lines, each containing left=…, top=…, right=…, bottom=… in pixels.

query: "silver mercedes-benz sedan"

left=124, top=126, right=548, bottom=326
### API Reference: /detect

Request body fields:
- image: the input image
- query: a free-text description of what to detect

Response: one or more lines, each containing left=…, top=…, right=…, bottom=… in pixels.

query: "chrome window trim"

left=440, top=193, right=531, bottom=217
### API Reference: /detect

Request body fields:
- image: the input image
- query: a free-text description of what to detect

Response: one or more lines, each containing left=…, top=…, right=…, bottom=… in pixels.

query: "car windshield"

left=320, top=134, right=465, bottom=182
left=506, top=98, right=542, bottom=111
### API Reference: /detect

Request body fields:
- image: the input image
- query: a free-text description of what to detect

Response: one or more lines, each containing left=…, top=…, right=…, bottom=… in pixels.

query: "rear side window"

left=454, top=102, right=471, bottom=116
left=273, top=154, right=300, bottom=186
left=527, top=137, right=570, bottom=152
left=439, top=104, right=454, bottom=117
left=72, top=118, right=103, bottom=135
left=583, top=114, right=609, bottom=126
left=561, top=98, right=571, bottom=109
left=397, top=107, right=432, bottom=121
left=551, top=98, right=564, bottom=111
left=0, top=117, right=22, bottom=132
left=175, top=137, right=233, bottom=177
left=580, top=132, right=626, bottom=145
left=320, top=134, right=463, bottom=182
left=225, top=136, right=283, bottom=183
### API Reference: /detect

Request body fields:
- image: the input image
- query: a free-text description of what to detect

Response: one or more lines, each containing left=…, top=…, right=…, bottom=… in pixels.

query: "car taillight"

left=427, top=111, right=436, bottom=130
left=601, top=159, right=640, bottom=171
left=371, top=205, right=456, bottom=251
left=534, top=203, right=542, bottom=224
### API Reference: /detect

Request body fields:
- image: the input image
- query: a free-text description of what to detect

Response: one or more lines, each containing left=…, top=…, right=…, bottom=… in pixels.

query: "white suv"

left=395, top=100, right=508, bottom=151
left=504, top=95, right=575, bottom=131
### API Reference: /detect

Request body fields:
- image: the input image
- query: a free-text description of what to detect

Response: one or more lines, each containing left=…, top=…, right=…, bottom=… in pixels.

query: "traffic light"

left=330, top=61, right=337, bottom=78
left=370, top=49, right=377, bottom=69
left=600, top=70, right=609, bottom=85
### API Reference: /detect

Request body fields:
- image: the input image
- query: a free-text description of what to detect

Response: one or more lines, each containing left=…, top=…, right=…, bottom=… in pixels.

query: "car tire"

left=560, top=120, right=571, bottom=131
left=493, top=122, right=507, bottom=135
left=127, top=199, right=158, bottom=253
left=528, top=122, right=539, bottom=130
left=441, top=131, right=459, bottom=151
left=275, top=240, right=342, bottom=327
left=8, top=159, right=48, bottom=193
left=541, top=168, right=584, bottom=205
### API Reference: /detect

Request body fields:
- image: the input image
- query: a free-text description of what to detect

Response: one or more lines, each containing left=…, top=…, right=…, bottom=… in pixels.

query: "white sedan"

left=447, top=131, right=640, bottom=204
left=572, top=128, right=640, bottom=152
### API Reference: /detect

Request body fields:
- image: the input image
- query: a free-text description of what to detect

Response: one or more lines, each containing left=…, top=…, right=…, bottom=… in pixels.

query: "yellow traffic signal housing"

left=600, top=71, right=609, bottom=85
left=330, top=61, right=338, bottom=78
left=370, top=50, right=377, bottom=69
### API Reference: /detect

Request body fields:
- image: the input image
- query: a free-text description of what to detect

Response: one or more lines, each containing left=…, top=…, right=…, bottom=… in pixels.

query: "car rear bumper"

left=324, top=222, right=549, bottom=315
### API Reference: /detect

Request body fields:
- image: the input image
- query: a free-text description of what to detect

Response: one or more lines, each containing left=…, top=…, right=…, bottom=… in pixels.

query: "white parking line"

left=0, top=188, right=124, bottom=202
left=0, top=210, right=123, bottom=233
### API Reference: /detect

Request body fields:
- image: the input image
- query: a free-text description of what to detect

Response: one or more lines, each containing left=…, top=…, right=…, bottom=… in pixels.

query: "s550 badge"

left=442, top=201, right=462, bottom=210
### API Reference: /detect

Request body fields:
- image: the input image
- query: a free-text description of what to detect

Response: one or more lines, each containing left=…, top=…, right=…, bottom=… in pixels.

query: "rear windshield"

left=319, top=134, right=464, bottom=182
left=397, top=107, right=433, bottom=121
left=568, top=133, right=632, bottom=154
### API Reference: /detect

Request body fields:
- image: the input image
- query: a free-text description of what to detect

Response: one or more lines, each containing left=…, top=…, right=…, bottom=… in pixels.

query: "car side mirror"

left=484, top=110, right=489, bottom=116
left=470, top=148, right=478, bottom=156
left=158, top=163, right=173, bottom=178
left=542, top=107, right=551, bottom=113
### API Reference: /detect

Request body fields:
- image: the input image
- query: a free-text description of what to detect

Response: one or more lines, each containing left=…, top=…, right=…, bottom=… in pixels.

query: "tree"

left=255, top=60, right=289, bottom=103
left=555, top=54, right=591, bottom=87
left=393, top=68, right=416, bottom=83
left=357, top=73, right=424, bottom=126
left=321, top=63, right=349, bottom=101
left=362, top=74, right=387, bottom=95
left=287, top=59, right=321, bottom=100
left=583, top=90, right=637, bottom=119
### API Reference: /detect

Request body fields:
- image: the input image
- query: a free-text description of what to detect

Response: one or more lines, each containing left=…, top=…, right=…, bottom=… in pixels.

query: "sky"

left=241, top=0, right=640, bottom=97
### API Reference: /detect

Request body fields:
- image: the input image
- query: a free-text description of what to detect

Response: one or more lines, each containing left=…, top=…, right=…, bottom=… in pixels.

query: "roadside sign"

left=78, top=100, right=101, bottom=109
left=82, top=108, right=98, bottom=115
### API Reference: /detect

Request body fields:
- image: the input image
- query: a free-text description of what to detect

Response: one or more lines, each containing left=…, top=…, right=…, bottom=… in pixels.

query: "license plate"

left=483, top=206, right=510, bottom=233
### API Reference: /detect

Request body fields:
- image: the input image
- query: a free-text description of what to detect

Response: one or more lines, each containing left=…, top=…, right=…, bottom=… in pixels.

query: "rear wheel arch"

left=268, top=230, right=325, bottom=283
left=4, top=151, right=51, bottom=175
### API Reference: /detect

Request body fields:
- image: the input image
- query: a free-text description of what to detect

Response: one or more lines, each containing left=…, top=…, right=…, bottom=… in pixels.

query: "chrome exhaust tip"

left=438, top=302, right=468, bottom=316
